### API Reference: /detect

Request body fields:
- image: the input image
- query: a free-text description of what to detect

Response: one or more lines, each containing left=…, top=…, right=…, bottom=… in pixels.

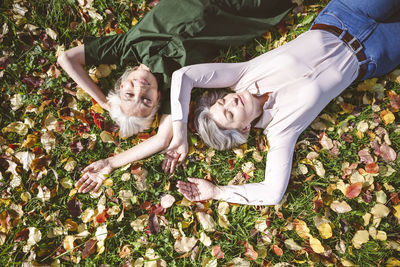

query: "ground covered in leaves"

left=1, top=0, right=400, bottom=266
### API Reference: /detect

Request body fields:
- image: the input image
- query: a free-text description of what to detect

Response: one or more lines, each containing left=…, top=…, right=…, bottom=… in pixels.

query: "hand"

left=177, top=178, right=221, bottom=201
left=76, top=159, right=113, bottom=193
left=162, top=135, right=188, bottom=174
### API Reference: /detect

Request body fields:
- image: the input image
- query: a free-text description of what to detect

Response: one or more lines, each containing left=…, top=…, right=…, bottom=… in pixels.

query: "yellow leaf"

left=330, top=200, right=352, bottom=213
left=294, top=219, right=310, bottom=239
left=356, top=78, right=378, bottom=91
left=103, top=178, right=113, bottom=187
left=380, top=110, right=395, bottom=125
left=199, top=232, right=212, bottom=247
left=91, top=103, right=104, bottom=114
left=196, top=212, right=215, bottom=232
left=130, top=215, right=148, bottom=232
left=318, top=222, right=332, bottom=239
left=131, top=17, right=138, bottom=26
left=394, top=204, right=400, bottom=219
left=2, top=121, right=28, bottom=136
left=370, top=203, right=390, bottom=218
left=352, top=230, right=369, bottom=249
left=63, top=235, right=75, bottom=251
left=22, top=134, right=38, bottom=148
left=387, top=258, right=400, bottom=267
left=100, top=131, right=114, bottom=143
left=309, top=236, right=325, bottom=253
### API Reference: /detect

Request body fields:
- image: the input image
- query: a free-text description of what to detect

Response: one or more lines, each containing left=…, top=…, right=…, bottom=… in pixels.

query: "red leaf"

left=151, top=204, right=165, bottom=215
left=95, top=209, right=109, bottom=224
left=137, top=133, right=151, bottom=140
left=211, top=245, right=225, bottom=259
left=345, top=182, right=362, bottom=199
left=227, top=159, right=235, bottom=170
left=131, top=163, right=142, bottom=174
left=362, top=190, right=373, bottom=203
left=70, top=140, right=84, bottom=154
left=365, top=162, right=379, bottom=174
left=82, top=239, right=97, bottom=259
left=244, top=241, right=258, bottom=260
left=140, top=201, right=152, bottom=210
left=340, top=134, right=353, bottom=143
left=90, top=110, right=104, bottom=129
left=272, top=244, right=283, bottom=256
left=21, top=75, right=43, bottom=88
left=67, top=196, right=82, bottom=217
left=14, top=228, right=29, bottom=242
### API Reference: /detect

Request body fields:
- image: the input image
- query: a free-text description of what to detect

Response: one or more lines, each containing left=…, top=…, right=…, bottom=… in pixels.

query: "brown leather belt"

left=311, top=23, right=367, bottom=81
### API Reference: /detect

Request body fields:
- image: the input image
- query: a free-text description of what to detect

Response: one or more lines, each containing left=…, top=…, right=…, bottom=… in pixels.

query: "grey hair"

left=194, top=90, right=249, bottom=150
left=107, top=67, right=159, bottom=138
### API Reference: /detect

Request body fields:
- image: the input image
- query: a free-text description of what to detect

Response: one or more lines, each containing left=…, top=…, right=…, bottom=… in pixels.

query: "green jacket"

left=84, top=0, right=293, bottom=113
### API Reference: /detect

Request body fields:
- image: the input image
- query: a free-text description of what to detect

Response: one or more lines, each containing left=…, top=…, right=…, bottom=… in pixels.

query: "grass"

left=1, top=0, right=400, bottom=266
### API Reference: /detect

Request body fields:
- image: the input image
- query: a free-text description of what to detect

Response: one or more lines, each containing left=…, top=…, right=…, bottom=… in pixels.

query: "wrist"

left=213, top=185, right=225, bottom=200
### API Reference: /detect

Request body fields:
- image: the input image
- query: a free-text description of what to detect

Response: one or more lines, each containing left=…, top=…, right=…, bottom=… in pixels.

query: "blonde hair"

left=194, top=90, right=248, bottom=150
left=107, top=67, right=159, bottom=138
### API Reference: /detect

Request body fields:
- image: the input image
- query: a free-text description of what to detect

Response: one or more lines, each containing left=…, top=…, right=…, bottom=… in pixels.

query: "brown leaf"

left=67, top=196, right=82, bottom=217
left=345, top=182, right=362, bottom=199
left=14, top=228, right=29, bottom=242
left=30, top=155, right=51, bottom=173
left=95, top=209, right=109, bottom=224
left=82, top=239, right=97, bottom=259
left=70, top=140, right=84, bottom=154
left=119, top=245, right=131, bottom=258
left=148, top=212, right=160, bottom=234
left=389, top=94, right=400, bottom=111
left=211, top=245, right=225, bottom=259
left=244, top=241, right=258, bottom=260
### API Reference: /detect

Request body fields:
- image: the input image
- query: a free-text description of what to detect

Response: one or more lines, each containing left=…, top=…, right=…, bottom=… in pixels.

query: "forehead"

left=209, top=103, right=228, bottom=129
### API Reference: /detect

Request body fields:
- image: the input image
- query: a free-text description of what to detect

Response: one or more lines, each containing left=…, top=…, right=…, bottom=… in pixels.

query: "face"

left=119, top=64, right=160, bottom=117
left=209, top=91, right=263, bottom=132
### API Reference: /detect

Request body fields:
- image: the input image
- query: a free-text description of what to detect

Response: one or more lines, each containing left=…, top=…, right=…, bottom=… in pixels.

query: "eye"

left=125, top=93, right=134, bottom=98
left=227, top=111, right=233, bottom=120
left=142, top=97, right=152, bottom=106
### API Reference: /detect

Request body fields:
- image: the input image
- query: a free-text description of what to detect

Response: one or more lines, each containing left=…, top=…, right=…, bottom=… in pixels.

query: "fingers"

left=177, top=180, right=200, bottom=201
left=81, top=180, right=96, bottom=193
left=82, top=165, right=94, bottom=173
left=75, top=173, right=89, bottom=187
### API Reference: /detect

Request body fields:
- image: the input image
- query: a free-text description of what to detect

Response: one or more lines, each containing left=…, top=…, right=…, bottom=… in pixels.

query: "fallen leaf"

left=149, top=213, right=160, bottom=234
left=309, top=236, right=325, bottom=253
left=119, top=245, right=131, bottom=258
left=211, top=245, right=225, bottom=259
left=95, top=224, right=107, bottom=242
left=379, top=144, right=396, bottom=162
left=393, top=204, right=400, bottom=219
left=131, top=215, right=149, bottom=231
left=389, top=94, right=400, bottom=111
left=230, top=257, right=250, bottom=267
left=317, top=222, right=332, bottom=239
left=67, top=196, right=82, bottom=217
left=196, top=212, right=215, bottom=232
left=352, top=230, right=369, bottom=249
left=284, top=238, right=303, bottom=251
left=380, top=110, right=395, bottom=125
left=293, top=219, right=310, bottom=239
left=15, top=151, right=34, bottom=171
left=63, top=235, right=75, bottom=251
left=271, top=244, right=283, bottom=256
left=365, top=162, right=379, bottom=174
left=82, top=239, right=97, bottom=259
left=345, top=182, right=362, bottom=199
left=370, top=204, right=390, bottom=218
left=160, top=194, right=175, bottom=209
left=244, top=241, right=258, bottom=260
left=2, top=121, right=28, bottom=136
left=174, top=236, right=197, bottom=253
left=330, top=200, right=352, bottom=213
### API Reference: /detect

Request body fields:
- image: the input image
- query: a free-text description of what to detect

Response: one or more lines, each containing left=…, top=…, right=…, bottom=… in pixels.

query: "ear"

left=241, top=124, right=251, bottom=133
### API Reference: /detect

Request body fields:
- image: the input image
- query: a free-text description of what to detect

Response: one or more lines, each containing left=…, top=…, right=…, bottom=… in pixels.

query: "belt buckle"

left=347, top=37, right=363, bottom=54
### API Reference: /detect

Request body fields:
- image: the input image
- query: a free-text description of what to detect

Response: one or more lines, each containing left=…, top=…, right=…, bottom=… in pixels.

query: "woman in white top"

left=164, top=0, right=400, bottom=205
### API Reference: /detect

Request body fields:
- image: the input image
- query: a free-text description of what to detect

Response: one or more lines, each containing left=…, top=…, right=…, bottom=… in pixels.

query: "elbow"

left=57, top=51, right=68, bottom=67
left=57, top=46, right=84, bottom=68
left=156, top=130, right=173, bottom=150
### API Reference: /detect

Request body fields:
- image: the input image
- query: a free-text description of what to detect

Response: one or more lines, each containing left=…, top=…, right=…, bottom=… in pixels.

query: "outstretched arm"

left=163, top=62, right=247, bottom=172
left=76, top=114, right=173, bottom=193
left=177, top=132, right=298, bottom=205
left=57, top=45, right=110, bottom=111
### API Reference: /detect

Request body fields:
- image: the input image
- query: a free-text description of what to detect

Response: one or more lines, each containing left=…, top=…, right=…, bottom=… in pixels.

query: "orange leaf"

left=244, top=241, right=258, bottom=260
left=365, top=163, right=379, bottom=174
left=345, top=182, right=362, bottom=199
left=272, top=244, right=283, bottom=256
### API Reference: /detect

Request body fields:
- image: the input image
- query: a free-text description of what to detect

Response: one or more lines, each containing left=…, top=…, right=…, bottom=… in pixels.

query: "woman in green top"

left=58, top=0, right=293, bottom=193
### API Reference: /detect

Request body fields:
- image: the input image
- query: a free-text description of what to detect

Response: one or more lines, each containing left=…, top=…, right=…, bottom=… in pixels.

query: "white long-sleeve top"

left=170, top=30, right=359, bottom=205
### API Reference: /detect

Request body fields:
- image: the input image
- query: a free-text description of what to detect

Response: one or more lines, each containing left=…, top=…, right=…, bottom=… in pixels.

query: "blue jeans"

left=312, top=0, right=400, bottom=80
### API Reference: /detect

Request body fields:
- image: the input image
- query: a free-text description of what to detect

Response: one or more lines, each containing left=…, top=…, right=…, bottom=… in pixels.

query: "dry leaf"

left=196, top=212, right=215, bottom=232
left=15, top=151, right=34, bottom=171
left=230, top=257, right=250, bottom=267
left=330, top=200, right=352, bottom=213
left=309, top=236, right=325, bottom=253
left=345, top=182, right=362, bottom=199
left=95, top=224, right=107, bottom=241
left=211, top=245, right=225, bottom=259
left=293, top=219, right=311, bottom=239
left=41, top=131, right=56, bottom=153
left=174, top=236, right=197, bottom=253
left=284, top=238, right=303, bottom=251
left=131, top=215, right=149, bottom=231
left=244, top=241, right=258, bottom=260
left=199, top=232, right=212, bottom=247
left=63, top=235, right=75, bottom=251
left=370, top=203, right=390, bottom=218
left=317, top=222, right=332, bottom=239
left=380, top=110, right=395, bottom=125
left=82, top=239, right=97, bottom=259
left=160, top=194, right=175, bottom=209
left=2, top=121, right=28, bottom=136
left=352, top=230, right=369, bottom=249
